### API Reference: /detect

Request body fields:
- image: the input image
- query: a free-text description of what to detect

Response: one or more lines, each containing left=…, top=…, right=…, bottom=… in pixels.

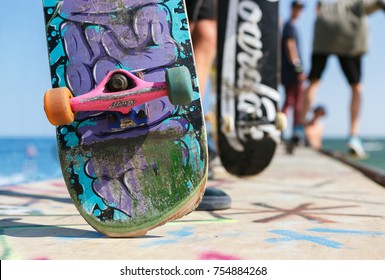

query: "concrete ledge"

left=320, top=149, right=385, bottom=187
left=1, top=146, right=385, bottom=260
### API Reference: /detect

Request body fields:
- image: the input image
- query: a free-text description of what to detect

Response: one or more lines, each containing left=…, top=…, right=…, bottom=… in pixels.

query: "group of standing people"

left=281, top=0, right=385, bottom=156
left=187, top=0, right=385, bottom=161
left=186, top=0, right=385, bottom=210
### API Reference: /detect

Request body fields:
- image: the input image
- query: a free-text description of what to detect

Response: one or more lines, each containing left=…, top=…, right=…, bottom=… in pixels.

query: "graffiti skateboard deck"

left=216, top=0, right=285, bottom=177
left=42, top=0, right=207, bottom=237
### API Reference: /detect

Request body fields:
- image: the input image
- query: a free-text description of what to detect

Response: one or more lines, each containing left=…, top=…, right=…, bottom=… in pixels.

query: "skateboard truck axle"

left=44, top=66, right=194, bottom=126
left=107, top=73, right=133, bottom=92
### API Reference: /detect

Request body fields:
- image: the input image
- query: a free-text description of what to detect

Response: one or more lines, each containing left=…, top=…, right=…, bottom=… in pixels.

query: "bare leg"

left=350, top=83, right=362, bottom=136
left=347, top=83, right=366, bottom=157
left=300, top=79, right=321, bottom=125
left=190, top=19, right=217, bottom=96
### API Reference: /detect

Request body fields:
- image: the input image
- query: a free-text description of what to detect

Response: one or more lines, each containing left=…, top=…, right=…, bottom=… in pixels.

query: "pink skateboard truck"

left=44, top=66, right=194, bottom=126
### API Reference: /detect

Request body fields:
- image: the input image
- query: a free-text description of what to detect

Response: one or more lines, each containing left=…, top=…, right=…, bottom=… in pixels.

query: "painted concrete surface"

left=1, top=146, right=385, bottom=260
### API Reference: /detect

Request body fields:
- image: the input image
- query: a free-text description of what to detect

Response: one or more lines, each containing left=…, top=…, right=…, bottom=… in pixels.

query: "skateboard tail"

left=71, top=174, right=207, bottom=237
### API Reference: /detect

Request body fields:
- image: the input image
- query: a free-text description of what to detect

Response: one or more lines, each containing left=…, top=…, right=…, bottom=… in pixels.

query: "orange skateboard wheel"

left=44, top=87, right=74, bottom=126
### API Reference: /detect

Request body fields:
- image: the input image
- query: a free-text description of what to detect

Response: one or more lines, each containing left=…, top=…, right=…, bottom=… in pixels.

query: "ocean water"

left=0, top=137, right=61, bottom=186
left=0, top=137, right=384, bottom=186
left=323, top=138, right=385, bottom=172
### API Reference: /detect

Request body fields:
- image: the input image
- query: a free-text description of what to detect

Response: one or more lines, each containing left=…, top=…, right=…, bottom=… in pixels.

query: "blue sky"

left=0, top=0, right=384, bottom=138
left=0, top=1, right=52, bottom=137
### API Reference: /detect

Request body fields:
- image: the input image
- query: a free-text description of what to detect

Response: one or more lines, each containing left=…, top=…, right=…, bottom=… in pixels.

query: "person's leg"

left=350, top=82, right=362, bottom=136
left=188, top=1, right=217, bottom=174
left=187, top=0, right=217, bottom=96
left=339, top=56, right=362, bottom=136
left=283, top=83, right=303, bottom=139
left=299, top=53, right=327, bottom=126
left=293, top=82, right=304, bottom=127
left=282, top=84, right=295, bottom=116
left=285, top=83, right=304, bottom=151
left=190, top=19, right=217, bottom=95
left=300, top=79, right=320, bottom=123
left=186, top=0, right=231, bottom=210
left=339, top=55, right=366, bottom=157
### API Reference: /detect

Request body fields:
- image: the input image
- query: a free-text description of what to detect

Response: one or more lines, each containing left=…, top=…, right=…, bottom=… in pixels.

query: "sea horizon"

left=0, top=136, right=384, bottom=187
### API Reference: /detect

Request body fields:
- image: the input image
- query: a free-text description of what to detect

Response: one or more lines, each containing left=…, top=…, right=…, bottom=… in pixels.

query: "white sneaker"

left=347, top=136, right=366, bottom=158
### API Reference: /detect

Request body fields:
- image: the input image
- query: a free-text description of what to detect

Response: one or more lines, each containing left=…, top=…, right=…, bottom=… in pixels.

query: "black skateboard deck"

left=216, top=0, right=283, bottom=176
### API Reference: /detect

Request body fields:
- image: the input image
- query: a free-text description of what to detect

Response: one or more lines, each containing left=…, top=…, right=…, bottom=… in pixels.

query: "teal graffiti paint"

left=44, top=0, right=59, bottom=7
left=308, top=228, right=385, bottom=236
left=266, top=230, right=344, bottom=249
left=168, top=0, right=190, bottom=44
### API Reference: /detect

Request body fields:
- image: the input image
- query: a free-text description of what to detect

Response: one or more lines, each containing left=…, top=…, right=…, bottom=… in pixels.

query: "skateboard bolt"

left=108, top=73, right=129, bottom=92
left=137, top=110, right=146, bottom=119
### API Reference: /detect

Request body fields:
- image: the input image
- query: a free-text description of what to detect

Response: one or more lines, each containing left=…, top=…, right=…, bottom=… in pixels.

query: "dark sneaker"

left=293, top=124, right=306, bottom=145
left=285, top=136, right=297, bottom=154
left=196, top=187, right=231, bottom=211
left=207, top=142, right=217, bottom=180
left=208, top=163, right=214, bottom=180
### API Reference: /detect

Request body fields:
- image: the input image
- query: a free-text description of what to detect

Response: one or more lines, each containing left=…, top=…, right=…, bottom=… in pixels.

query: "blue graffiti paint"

left=266, top=230, right=344, bottom=249
left=308, top=228, right=385, bottom=236
left=169, top=226, right=194, bottom=238
left=141, top=226, right=194, bottom=247
left=68, top=154, right=110, bottom=218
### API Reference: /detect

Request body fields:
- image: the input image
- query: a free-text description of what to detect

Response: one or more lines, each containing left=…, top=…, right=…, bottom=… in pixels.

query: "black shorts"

left=185, top=0, right=217, bottom=22
left=308, top=53, right=362, bottom=85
